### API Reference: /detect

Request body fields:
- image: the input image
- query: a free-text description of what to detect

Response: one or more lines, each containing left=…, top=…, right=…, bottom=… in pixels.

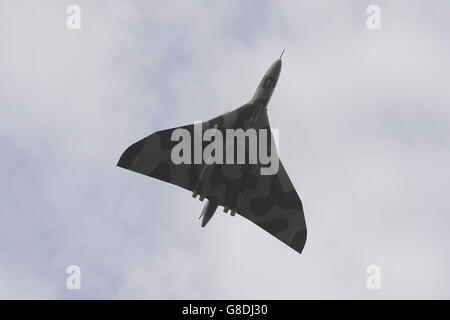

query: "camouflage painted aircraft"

left=118, top=51, right=307, bottom=254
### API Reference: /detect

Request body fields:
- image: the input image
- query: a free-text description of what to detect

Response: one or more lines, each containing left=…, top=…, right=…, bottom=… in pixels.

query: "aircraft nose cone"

left=252, top=58, right=283, bottom=102
left=267, top=59, right=282, bottom=80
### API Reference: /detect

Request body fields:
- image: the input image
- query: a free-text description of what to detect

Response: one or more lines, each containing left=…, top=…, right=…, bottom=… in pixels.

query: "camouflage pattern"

left=117, top=58, right=307, bottom=254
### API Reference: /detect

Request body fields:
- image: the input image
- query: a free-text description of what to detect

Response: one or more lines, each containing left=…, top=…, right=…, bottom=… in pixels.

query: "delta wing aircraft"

left=118, top=52, right=307, bottom=254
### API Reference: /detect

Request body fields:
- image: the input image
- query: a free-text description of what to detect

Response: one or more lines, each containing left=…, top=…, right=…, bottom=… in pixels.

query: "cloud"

left=0, top=0, right=449, bottom=299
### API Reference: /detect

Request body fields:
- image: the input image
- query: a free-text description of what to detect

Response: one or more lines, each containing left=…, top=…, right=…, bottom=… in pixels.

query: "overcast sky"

left=1, top=1, right=450, bottom=299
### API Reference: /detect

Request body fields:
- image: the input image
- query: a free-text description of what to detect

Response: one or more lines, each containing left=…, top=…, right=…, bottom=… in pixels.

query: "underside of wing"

left=117, top=103, right=253, bottom=195
left=117, top=124, right=200, bottom=192
left=236, top=161, right=307, bottom=254
left=228, top=108, right=307, bottom=253
left=117, top=105, right=307, bottom=253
